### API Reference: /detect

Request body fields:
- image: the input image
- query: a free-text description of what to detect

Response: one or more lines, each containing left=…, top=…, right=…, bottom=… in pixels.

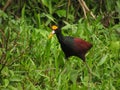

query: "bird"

left=48, top=23, right=93, bottom=74
left=49, top=25, right=92, bottom=60
left=49, top=24, right=93, bottom=89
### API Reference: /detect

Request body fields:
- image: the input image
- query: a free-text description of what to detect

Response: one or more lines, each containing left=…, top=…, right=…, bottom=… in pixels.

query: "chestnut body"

left=55, top=28, right=92, bottom=61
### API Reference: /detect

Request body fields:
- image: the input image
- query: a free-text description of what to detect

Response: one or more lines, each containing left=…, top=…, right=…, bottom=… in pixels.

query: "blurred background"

left=0, top=0, right=120, bottom=89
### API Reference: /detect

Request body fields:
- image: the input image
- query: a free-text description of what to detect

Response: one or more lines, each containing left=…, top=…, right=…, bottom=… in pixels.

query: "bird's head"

left=48, top=25, right=59, bottom=39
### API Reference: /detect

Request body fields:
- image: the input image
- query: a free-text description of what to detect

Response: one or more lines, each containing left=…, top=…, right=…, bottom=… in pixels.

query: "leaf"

left=38, top=28, right=49, bottom=39
left=8, top=85, right=17, bottom=90
left=98, top=54, right=108, bottom=66
left=4, top=79, right=9, bottom=87
left=21, top=4, right=26, bottom=19
left=1, top=67, right=9, bottom=76
left=116, top=0, right=120, bottom=14
left=44, top=13, right=55, bottom=22
left=56, top=10, right=66, bottom=17
left=41, top=0, right=49, bottom=7
left=10, top=77, right=22, bottom=82
left=0, top=10, right=8, bottom=19
left=70, top=70, right=78, bottom=83
left=110, top=41, right=120, bottom=51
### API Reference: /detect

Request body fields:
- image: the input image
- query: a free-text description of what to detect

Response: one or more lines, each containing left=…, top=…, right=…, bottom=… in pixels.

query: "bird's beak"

left=48, top=30, right=55, bottom=39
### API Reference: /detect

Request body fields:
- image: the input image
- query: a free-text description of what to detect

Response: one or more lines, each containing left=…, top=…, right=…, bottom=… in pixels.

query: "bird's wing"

left=73, top=38, right=92, bottom=53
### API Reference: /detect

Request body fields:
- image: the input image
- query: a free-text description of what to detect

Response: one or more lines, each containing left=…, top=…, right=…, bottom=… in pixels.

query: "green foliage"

left=0, top=0, right=120, bottom=90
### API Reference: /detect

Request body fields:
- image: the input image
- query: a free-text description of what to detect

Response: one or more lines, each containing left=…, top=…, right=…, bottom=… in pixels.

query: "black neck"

left=56, top=30, right=64, bottom=42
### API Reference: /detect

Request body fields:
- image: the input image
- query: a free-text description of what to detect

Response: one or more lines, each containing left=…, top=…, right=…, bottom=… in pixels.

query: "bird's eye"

left=52, top=25, right=58, bottom=30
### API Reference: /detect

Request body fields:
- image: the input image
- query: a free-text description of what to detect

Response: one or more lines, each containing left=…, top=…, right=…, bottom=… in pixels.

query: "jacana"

left=49, top=24, right=93, bottom=89
left=49, top=24, right=93, bottom=74
left=49, top=25, right=92, bottom=59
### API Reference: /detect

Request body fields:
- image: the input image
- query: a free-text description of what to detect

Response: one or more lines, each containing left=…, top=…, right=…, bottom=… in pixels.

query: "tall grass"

left=0, top=11, right=120, bottom=89
left=0, top=0, right=120, bottom=89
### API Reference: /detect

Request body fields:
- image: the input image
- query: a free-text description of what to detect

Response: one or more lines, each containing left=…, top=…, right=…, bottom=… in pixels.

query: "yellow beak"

left=48, top=30, right=55, bottom=39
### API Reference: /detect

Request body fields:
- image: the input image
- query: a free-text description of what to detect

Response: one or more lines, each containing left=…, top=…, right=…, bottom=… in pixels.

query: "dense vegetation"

left=0, top=0, right=120, bottom=90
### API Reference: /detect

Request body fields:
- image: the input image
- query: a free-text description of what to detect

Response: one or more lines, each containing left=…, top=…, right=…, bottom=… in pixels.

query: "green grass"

left=0, top=14, right=120, bottom=90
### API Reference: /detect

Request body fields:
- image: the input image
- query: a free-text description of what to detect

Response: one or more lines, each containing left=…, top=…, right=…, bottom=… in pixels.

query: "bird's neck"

left=56, top=31, right=64, bottom=42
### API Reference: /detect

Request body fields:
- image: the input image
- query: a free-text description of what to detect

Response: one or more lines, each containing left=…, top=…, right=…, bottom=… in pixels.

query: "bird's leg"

left=84, top=61, right=92, bottom=74
left=84, top=61, right=92, bottom=90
